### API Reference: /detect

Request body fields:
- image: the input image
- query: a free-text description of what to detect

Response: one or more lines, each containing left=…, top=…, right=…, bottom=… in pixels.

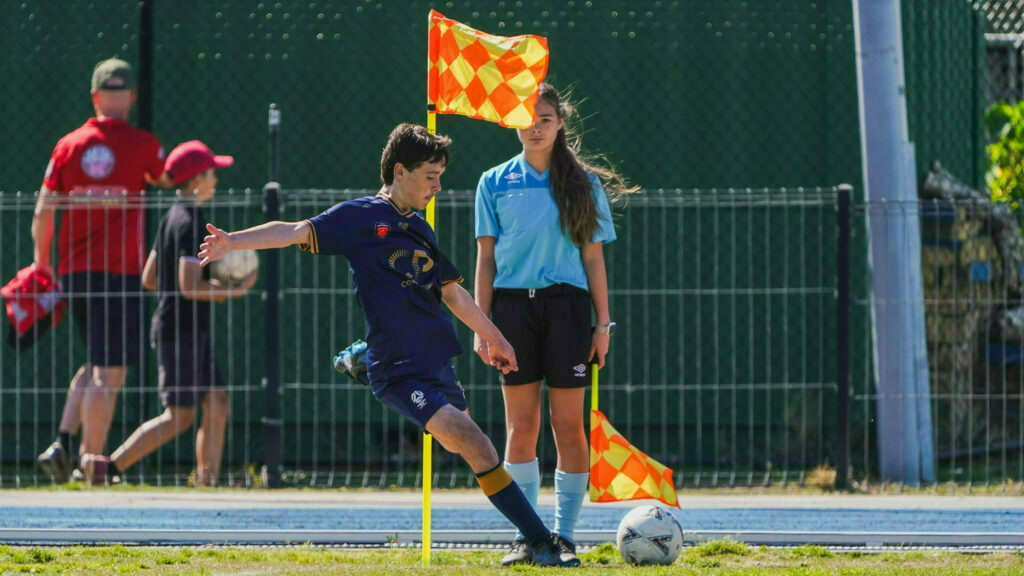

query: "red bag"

left=1, top=264, right=66, bottom=349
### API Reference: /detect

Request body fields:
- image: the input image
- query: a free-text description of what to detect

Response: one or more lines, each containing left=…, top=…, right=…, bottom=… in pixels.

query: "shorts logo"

left=375, top=221, right=391, bottom=238
left=81, top=144, right=116, bottom=180
left=410, top=390, right=427, bottom=410
left=573, top=364, right=587, bottom=377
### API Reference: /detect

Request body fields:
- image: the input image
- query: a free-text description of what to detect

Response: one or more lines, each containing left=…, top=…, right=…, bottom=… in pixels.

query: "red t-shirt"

left=42, top=117, right=164, bottom=276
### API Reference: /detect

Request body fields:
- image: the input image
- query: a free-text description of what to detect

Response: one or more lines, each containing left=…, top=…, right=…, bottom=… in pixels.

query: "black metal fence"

left=4, top=183, right=1024, bottom=488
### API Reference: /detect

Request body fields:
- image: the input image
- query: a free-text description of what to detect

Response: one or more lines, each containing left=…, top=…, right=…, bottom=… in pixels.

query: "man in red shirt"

left=33, top=58, right=167, bottom=482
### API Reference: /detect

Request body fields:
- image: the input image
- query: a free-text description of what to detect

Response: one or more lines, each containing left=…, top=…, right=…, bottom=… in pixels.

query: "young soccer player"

left=81, top=140, right=255, bottom=486
left=198, top=124, right=577, bottom=567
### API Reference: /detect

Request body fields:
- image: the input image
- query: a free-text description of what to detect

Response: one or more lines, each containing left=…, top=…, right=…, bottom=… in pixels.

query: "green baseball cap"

left=91, top=58, right=135, bottom=91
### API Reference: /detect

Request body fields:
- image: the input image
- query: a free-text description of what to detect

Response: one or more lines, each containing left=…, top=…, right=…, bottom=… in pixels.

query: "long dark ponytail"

left=542, top=83, right=638, bottom=246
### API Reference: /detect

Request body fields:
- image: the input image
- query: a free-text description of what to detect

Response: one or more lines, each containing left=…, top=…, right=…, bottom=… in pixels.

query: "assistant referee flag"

left=427, top=10, right=549, bottom=129
left=590, top=409, right=679, bottom=507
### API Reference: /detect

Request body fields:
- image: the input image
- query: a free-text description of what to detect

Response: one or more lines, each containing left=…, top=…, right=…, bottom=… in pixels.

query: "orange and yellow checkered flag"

left=427, top=10, right=549, bottom=129
left=590, top=409, right=679, bottom=507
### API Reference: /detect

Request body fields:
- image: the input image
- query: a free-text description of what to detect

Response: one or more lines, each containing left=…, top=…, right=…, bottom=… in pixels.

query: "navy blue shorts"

left=372, top=362, right=468, bottom=428
left=62, top=272, right=143, bottom=367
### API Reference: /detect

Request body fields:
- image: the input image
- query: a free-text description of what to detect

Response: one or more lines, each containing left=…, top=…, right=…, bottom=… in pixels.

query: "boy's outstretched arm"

left=441, top=282, right=518, bottom=374
left=199, top=221, right=310, bottom=266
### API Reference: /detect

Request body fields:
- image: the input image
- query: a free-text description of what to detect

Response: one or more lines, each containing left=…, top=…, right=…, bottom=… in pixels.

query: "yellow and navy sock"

left=476, top=463, right=549, bottom=545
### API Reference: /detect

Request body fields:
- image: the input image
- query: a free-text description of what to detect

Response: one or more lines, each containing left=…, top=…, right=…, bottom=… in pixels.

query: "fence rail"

left=1, top=188, right=1022, bottom=488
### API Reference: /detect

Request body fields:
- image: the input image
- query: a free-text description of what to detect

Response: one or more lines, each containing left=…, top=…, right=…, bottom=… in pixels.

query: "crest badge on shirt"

left=375, top=221, right=391, bottom=238
left=81, top=144, right=116, bottom=180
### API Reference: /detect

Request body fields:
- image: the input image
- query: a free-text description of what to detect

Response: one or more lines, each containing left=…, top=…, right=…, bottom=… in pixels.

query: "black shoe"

left=554, top=534, right=582, bottom=567
left=37, top=441, right=70, bottom=483
left=532, top=534, right=582, bottom=567
left=500, top=538, right=532, bottom=566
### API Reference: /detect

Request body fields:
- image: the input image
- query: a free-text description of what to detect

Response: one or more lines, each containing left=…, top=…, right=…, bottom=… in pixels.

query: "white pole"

left=851, top=0, right=934, bottom=484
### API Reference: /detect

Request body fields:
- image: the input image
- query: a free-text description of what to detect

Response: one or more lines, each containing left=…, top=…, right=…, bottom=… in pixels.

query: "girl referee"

left=473, top=83, right=636, bottom=566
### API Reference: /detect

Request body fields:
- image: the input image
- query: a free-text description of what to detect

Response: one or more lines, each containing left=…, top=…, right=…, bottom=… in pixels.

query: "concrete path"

left=2, top=489, right=1022, bottom=510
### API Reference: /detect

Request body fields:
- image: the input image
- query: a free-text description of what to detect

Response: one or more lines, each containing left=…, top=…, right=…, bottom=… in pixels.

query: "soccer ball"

left=210, top=249, right=259, bottom=286
left=616, top=505, right=684, bottom=566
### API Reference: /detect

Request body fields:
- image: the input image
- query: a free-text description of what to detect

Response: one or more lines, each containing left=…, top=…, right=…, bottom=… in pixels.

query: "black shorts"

left=492, top=284, right=592, bottom=388
left=62, top=272, right=143, bottom=367
left=155, top=332, right=224, bottom=408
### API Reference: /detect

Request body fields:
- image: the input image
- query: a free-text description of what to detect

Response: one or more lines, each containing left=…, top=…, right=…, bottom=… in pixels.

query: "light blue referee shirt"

left=475, top=153, right=617, bottom=290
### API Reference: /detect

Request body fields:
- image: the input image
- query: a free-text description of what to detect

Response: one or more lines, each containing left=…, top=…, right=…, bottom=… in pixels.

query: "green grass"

left=0, top=543, right=1022, bottom=575
left=690, top=539, right=751, bottom=557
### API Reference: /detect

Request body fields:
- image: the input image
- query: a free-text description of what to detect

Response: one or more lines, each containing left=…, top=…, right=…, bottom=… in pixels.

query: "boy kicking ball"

left=198, top=124, right=578, bottom=567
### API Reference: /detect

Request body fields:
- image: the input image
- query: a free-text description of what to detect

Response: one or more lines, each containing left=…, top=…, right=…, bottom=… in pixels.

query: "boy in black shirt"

left=81, top=141, right=254, bottom=486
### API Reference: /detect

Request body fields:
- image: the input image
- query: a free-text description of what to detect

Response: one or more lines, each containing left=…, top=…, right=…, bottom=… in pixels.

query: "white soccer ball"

left=210, top=249, right=259, bottom=286
left=616, top=505, right=684, bottom=566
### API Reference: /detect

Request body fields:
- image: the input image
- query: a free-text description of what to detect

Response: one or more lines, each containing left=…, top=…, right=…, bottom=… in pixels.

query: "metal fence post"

left=836, top=184, right=852, bottom=490
left=137, top=0, right=153, bottom=131
left=261, top=104, right=282, bottom=488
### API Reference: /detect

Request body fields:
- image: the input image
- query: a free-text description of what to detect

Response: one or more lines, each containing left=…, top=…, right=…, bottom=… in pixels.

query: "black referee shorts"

left=491, top=284, right=592, bottom=389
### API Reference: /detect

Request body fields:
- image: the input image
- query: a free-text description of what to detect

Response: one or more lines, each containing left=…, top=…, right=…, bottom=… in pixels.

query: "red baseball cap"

left=164, top=140, right=234, bottom=184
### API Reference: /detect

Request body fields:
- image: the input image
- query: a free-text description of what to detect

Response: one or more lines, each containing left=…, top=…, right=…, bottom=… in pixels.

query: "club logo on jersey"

left=410, top=390, right=427, bottom=409
left=375, top=221, right=391, bottom=238
left=81, top=144, right=116, bottom=180
left=573, top=364, right=587, bottom=377
left=388, top=249, right=435, bottom=289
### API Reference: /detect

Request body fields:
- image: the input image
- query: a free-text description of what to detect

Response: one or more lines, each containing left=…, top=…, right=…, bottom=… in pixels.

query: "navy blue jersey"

left=302, top=194, right=464, bottom=385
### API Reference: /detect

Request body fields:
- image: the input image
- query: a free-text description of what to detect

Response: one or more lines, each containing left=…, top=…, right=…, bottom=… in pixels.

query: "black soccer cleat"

left=532, top=533, right=582, bottom=568
left=554, top=534, right=582, bottom=566
left=37, top=441, right=71, bottom=483
left=500, top=537, right=532, bottom=566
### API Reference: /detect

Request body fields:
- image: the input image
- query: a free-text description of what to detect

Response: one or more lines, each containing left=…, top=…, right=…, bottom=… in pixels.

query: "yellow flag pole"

left=421, top=106, right=437, bottom=567
left=591, top=363, right=599, bottom=413
left=426, top=111, right=437, bottom=226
